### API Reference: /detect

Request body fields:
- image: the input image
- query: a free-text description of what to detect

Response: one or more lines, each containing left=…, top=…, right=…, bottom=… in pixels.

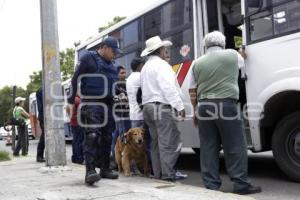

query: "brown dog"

left=115, top=127, right=149, bottom=177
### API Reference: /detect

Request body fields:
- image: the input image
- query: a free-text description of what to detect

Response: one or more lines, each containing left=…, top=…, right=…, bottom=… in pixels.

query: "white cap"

left=15, top=97, right=26, bottom=104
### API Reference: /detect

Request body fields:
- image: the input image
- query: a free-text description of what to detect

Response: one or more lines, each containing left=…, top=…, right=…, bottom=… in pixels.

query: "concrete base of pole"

left=39, top=166, right=71, bottom=174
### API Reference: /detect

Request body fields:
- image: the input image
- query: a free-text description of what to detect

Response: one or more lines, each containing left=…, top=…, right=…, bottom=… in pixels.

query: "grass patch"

left=0, top=150, right=11, bottom=161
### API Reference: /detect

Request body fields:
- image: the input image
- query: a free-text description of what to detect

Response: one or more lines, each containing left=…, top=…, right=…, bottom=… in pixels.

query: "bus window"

left=144, top=8, right=162, bottom=40
left=249, top=10, right=273, bottom=41
left=206, top=0, right=219, bottom=32
left=115, top=52, right=137, bottom=75
left=165, top=28, right=194, bottom=65
left=162, top=0, right=193, bottom=33
left=246, top=0, right=300, bottom=43
left=273, top=1, right=300, bottom=34
left=123, top=21, right=139, bottom=48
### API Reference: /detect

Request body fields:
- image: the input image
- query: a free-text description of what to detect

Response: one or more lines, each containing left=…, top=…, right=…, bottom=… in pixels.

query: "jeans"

left=111, top=119, right=131, bottom=158
left=197, top=99, right=250, bottom=190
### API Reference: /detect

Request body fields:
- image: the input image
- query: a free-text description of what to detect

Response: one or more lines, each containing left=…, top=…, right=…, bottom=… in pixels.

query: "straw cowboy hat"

left=141, top=36, right=172, bottom=57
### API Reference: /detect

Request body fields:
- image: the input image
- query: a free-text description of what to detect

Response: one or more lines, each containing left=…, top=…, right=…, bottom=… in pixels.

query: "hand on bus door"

left=239, top=45, right=247, bottom=59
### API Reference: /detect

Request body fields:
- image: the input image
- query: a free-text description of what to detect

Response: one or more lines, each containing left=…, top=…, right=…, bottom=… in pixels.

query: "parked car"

left=0, top=126, right=12, bottom=139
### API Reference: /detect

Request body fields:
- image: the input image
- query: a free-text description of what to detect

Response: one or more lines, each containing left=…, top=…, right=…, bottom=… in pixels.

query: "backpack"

left=6, top=107, right=25, bottom=126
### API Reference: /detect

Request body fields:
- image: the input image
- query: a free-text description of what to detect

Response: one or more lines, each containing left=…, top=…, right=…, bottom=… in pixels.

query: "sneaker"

left=100, top=169, right=119, bottom=179
left=175, top=171, right=188, bottom=180
left=233, top=185, right=262, bottom=195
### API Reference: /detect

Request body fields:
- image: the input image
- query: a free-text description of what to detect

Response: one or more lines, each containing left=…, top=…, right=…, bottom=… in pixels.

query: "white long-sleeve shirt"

left=140, top=55, right=184, bottom=112
left=126, top=72, right=143, bottom=120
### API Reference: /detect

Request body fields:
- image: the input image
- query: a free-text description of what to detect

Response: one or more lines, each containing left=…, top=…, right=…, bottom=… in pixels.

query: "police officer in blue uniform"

left=68, top=36, right=121, bottom=185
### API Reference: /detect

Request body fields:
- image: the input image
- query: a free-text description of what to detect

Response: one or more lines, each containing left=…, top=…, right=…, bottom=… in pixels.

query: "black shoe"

left=85, top=169, right=101, bottom=185
left=13, top=152, right=19, bottom=157
left=109, top=160, right=117, bottom=170
left=162, top=178, right=176, bottom=183
left=36, top=157, right=46, bottom=162
left=72, top=160, right=84, bottom=165
left=233, top=185, right=262, bottom=195
left=100, top=169, right=119, bottom=179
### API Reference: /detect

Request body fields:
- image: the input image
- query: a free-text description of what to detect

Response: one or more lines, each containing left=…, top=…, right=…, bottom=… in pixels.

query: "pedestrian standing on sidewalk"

left=66, top=94, right=84, bottom=164
left=126, top=57, right=152, bottom=174
left=68, top=36, right=120, bottom=185
left=36, top=87, right=45, bottom=162
left=189, top=31, right=261, bottom=195
left=13, top=97, right=29, bottom=157
left=111, top=66, right=131, bottom=147
left=126, top=58, right=145, bottom=128
left=141, top=36, right=186, bottom=182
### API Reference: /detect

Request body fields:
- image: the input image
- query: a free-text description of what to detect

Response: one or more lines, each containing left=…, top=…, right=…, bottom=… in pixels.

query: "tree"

left=0, top=86, right=27, bottom=126
left=60, top=48, right=75, bottom=81
left=26, top=70, right=42, bottom=96
left=98, top=16, right=126, bottom=33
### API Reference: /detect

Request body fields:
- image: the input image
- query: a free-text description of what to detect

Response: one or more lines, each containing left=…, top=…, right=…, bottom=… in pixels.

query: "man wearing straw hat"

left=140, top=36, right=185, bottom=182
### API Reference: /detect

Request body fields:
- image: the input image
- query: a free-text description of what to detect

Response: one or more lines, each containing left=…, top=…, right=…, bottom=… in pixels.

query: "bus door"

left=202, top=0, right=223, bottom=35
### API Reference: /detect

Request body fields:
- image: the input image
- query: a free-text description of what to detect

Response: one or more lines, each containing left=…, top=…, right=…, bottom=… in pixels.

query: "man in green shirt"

left=189, top=31, right=261, bottom=195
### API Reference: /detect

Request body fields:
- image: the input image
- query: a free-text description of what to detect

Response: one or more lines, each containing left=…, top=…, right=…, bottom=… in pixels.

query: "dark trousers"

left=14, top=125, right=28, bottom=155
left=81, top=105, right=115, bottom=170
left=197, top=99, right=250, bottom=190
left=71, top=125, right=84, bottom=163
left=37, top=122, right=45, bottom=158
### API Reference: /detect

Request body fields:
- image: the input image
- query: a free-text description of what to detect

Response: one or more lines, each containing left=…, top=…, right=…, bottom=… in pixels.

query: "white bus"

left=74, top=0, right=300, bottom=182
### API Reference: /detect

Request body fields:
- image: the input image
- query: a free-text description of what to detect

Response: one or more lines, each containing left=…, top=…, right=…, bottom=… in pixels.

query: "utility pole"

left=11, top=85, right=16, bottom=151
left=40, top=0, right=66, bottom=166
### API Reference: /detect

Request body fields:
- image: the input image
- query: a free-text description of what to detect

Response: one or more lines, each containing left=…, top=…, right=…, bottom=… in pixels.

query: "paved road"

left=1, top=140, right=299, bottom=200
left=176, top=149, right=300, bottom=200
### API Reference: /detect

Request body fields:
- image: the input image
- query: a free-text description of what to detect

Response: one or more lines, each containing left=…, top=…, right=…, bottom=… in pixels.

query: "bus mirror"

left=247, top=0, right=262, bottom=8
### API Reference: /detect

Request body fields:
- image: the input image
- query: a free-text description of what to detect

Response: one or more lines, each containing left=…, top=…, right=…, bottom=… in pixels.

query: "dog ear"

left=123, top=130, right=132, bottom=143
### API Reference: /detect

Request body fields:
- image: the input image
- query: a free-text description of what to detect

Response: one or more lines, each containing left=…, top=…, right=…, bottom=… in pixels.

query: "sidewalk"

left=0, top=154, right=255, bottom=200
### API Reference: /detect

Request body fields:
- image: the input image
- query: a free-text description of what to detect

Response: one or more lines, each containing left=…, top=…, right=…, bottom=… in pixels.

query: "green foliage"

left=60, top=48, right=75, bottom=81
left=0, top=48, right=75, bottom=126
left=98, top=16, right=126, bottom=33
left=0, top=150, right=10, bottom=162
left=0, top=86, right=27, bottom=126
left=26, top=70, right=42, bottom=96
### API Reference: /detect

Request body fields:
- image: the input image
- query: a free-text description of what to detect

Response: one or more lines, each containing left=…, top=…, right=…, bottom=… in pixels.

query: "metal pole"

left=11, top=85, right=16, bottom=151
left=40, top=0, right=66, bottom=166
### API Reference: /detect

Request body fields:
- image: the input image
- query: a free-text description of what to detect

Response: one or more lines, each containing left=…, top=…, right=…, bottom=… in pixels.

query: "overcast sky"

left=0, top=0, right=157, bottom=89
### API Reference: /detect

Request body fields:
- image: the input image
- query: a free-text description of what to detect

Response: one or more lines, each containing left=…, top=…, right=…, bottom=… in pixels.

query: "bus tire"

left=272, top=112, right=300, bottom=182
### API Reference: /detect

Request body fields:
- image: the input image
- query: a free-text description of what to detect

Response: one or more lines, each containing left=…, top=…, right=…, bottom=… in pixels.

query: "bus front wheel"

left=272, top=112, right=300, bottom=182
